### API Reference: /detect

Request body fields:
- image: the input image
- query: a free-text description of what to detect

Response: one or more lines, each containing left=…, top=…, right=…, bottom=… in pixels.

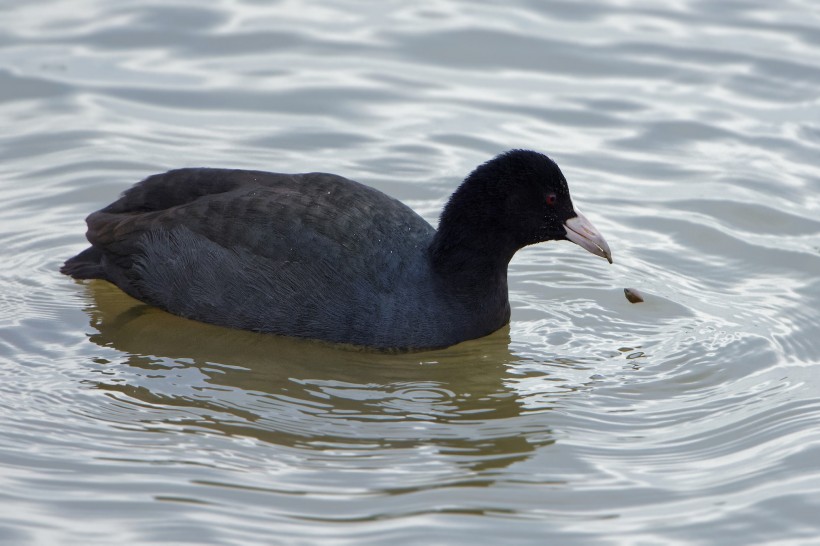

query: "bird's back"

left=71, top=168, right=443, bottom=348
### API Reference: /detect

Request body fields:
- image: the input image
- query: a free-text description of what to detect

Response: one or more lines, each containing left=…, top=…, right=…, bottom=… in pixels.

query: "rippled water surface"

left=2, top=1, right=820, bottom=544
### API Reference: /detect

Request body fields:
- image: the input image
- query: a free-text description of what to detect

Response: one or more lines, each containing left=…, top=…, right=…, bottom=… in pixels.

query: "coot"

left=62, top=150, right=611, bottom=350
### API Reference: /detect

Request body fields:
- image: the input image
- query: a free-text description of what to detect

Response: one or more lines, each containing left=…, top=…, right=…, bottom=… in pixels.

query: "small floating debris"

left=624, top=288, right=645, bottom=304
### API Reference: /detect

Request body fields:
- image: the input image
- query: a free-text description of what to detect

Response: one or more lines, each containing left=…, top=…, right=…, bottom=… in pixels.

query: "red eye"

left=546, top=193, right=557, bottom=206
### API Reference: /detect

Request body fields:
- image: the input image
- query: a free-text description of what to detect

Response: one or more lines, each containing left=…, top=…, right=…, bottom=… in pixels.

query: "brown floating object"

left=624, top=288, right=644, bottom=304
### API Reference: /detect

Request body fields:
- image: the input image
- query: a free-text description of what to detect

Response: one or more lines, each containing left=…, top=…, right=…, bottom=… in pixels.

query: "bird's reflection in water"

left=81, top=281, right=564, bottom=473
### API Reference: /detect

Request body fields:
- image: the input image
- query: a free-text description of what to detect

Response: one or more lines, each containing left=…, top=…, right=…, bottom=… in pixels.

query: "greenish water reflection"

left=81, top=281, right=559, bottom=473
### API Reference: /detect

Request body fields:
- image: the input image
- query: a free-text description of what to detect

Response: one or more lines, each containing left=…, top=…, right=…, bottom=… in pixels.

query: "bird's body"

left=62, top=151, right=611, bottom=350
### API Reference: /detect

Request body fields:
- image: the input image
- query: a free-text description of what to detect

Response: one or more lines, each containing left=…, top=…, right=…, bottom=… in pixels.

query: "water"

left=1, top=0, right=820, bottom=544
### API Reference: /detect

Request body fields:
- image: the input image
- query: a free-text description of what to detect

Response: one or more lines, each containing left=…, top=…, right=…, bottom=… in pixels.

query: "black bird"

left=62, top=150, right=612, bottom=350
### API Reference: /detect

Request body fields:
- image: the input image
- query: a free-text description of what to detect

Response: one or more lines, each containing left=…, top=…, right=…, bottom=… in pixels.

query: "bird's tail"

left=60, top=246, right=106, bottom=280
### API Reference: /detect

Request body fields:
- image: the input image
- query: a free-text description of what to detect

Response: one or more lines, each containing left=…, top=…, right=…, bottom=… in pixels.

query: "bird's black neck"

left=429, top=227, right=516, bottom=284
left=428, top=185, right=520, bottom=315
left=429, top=166, right=520, bottom=287
left=428, top=226, right=514, bottom=338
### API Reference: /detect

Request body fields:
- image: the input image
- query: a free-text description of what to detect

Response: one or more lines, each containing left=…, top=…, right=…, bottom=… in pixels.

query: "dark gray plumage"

left=62, top=150, right=612, bottom=350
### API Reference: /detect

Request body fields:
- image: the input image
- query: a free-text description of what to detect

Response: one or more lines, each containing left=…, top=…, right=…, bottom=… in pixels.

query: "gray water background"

left=1, top=0, right=819, bottom=544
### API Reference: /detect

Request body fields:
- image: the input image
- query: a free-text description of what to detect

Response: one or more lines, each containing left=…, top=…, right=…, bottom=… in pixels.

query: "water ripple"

left=1, top=0, right=820, bottom=544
